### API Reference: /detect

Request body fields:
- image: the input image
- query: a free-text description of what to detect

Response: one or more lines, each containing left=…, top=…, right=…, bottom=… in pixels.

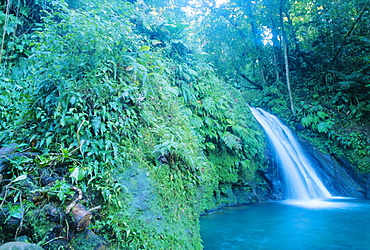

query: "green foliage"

left=300, top=103, right=334, bottom=133
left=191, top=0, right=370, bottom=173
left=0, top=0, right=268, bottom=248
left=170, top=62, right=266, bottom=208
left=11, top=0, right=370, bottom=248
left=297, top=101, right=370, bottom=172
left=252, top=85, right=290, bottom=115
left=0, top=73, right=29, bottom=141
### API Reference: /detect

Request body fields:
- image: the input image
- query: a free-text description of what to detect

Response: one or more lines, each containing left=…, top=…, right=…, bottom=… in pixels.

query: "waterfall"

left=250, top=107, right=332, bottom=200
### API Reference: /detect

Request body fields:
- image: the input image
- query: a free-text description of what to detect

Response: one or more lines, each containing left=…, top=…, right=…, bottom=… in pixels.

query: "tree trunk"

left=269, top=16, right=281, bottom=83
left=0, top=0, right=10, bottom=65
left=283, top=41, right=295, bottom=116
left=246, top=6, right=267, bottom=88
left=279, top=0, right=295, bottom=116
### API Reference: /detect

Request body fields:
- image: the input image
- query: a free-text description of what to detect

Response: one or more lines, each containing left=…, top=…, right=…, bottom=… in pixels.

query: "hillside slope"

left=0, top=1, right=270, bottom=248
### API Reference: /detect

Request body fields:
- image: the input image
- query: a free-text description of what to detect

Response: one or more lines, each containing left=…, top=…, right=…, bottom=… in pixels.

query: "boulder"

left=69, top=229, right=107, bottom=250
left=0, top=242, right=43, bottom=250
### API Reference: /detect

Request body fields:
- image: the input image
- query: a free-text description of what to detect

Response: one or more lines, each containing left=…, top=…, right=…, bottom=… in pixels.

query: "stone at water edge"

left=0, top=242, right=43, bottom=250
left=69, top=229, right=107, bottom=250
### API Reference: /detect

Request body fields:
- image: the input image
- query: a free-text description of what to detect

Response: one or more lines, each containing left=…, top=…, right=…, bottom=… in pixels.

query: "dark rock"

left=40, top=176, right=57, bottom=186
left=43, top=238, right=69, bottom=250
left=0, top=143, right=38, bottom=174
left=295, top=123, right=305, bottom=131
left=43, top=203, right=66, bottom=223
left=260, top=141, right=285, bottom=200
left=257, top=169, right=283, bottom=200
left=69, top=229, right=107, bottom=250
left=0, top=144, right=17, bottom=155
left=300, top=139, right=368, bottom=198
left=0, top=144, right=17, bottom=173
left=0, top=207, right=21, bottom=235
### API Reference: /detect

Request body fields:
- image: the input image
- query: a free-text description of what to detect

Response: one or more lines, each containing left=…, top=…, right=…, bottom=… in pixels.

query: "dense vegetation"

left=0, top=0, right=266, bottom=248
left=0, top=0, right=368, bottom=249
left=194, top=0, right=370, bottom=171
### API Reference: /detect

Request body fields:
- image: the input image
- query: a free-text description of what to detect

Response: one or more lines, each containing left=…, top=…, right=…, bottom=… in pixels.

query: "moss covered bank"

left=0, top=1, right=271, bottom=248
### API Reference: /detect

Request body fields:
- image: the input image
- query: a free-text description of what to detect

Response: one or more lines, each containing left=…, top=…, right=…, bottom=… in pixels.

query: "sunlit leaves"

left=139, top=45, right=151, bottom=52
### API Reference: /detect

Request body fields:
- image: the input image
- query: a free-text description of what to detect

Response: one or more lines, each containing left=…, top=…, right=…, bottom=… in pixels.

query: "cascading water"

left=250, top=107, right=332, bottom=200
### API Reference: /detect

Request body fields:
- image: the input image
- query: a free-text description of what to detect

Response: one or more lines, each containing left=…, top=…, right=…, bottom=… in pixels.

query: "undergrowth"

left=0, top=0, right=266, bottom=248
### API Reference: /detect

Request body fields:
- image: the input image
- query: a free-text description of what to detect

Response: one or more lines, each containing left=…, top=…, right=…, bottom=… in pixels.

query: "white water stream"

left=250, top=107, right=332, bottom=200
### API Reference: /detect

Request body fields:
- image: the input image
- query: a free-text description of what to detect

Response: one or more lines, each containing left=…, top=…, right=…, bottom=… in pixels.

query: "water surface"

left=200, top=198, right=370, bottom=249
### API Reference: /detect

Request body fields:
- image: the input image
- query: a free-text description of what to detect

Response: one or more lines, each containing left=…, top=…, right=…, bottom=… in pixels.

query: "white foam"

left=282, top=198, right=361, bottom=209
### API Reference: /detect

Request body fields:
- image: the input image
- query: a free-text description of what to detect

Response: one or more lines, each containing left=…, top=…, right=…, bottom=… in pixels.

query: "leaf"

left=61, top=148, right=69, bottom=158
left=151, top=40, right=162, bottom=45
left=317, top=111, right=328, bottom=119
left=69, top=167, right=79, bottom=183
left=205, top=142, right=216, bottom=150
left=9, top=205, right=23, bottom=219
left=11, top=175, right=27, bottom=184
left=138, top=45, right=150, bottom=52
left=301, top=116, right=312, bottom=127
left=164, top=23, right=189, bottom=34
left=222, top=132, right=242, bottom=150
left=126, top=65, right=134, bottom=71
left=317, top=121, right=334, bottom=133
left=92, top=116, right=101, bottom=135
left=226, top=119, right=234, bottom=125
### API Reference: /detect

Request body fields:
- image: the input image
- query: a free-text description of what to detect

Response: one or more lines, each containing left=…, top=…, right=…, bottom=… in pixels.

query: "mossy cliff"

left=0, top=1, right=270, bottom=249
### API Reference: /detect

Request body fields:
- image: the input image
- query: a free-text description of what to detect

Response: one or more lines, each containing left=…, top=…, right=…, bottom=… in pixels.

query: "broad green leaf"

left=61, top=148, right=69, bottom=158
left=69, top=167, right=79, bottom=183
left=138, top=45, right=150, bottom=52
left=9, top=205, right=23, bottom=219
left=317, top=111, right=328, bottom=119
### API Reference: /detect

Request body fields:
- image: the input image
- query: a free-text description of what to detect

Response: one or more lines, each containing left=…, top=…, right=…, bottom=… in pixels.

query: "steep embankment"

left=0, top=1, right=270, bottom=249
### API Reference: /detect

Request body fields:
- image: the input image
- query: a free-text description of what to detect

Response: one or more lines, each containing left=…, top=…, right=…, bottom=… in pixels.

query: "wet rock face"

left=257, top=166, right=284, bottom=201
left=260, top=144, right=284, bottom=200
left=261, top=138, right=369, bottom=200
left=300, top=140, right=369, bottom=198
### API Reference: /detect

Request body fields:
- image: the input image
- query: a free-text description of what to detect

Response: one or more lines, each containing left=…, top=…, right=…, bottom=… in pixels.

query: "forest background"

left=0, top=0, right=369, bottom=249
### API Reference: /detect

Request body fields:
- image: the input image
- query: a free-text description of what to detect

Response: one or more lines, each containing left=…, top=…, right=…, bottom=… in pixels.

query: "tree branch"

left=330, top=2, right=369, bottom=67
left=240, top=73, right=263, bottom=90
